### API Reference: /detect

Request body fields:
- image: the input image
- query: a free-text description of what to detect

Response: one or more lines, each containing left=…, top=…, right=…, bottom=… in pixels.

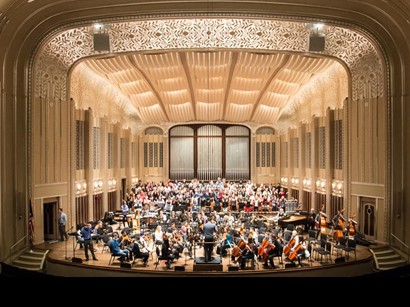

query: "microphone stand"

left=65, top=226, right=73, bottom=260
left=65, top=235, right=68, bottom=260
left=68, top=226, right=77, bottom=260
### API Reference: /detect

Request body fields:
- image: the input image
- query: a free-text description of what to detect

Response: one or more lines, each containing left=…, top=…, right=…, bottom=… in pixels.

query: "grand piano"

left=277, top=210, right=309, bottom=230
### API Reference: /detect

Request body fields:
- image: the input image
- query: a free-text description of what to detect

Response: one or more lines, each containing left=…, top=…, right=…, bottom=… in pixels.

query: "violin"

left=121, top=233, right=133, bottom=248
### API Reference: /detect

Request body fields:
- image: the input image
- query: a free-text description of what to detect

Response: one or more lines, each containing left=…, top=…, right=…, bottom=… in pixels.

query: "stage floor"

left=37, top=235, right=375, bottom=276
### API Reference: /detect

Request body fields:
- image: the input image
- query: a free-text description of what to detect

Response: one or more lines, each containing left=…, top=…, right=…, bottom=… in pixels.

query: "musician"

left=121, top=231, right=133, bottom=249
left=263, top=235, right=282, bottom=268
left=76, top=223, right=84, bottom=249
left=180, top=221, right=188, bottom=240
left=296, top=241, right=310, bottom=267
left=141, top=204, right=150, bottom=217
left=278, top=207, right=285, bottom=218
left=161, top=233, right=175, bottom=269
left=220, top=229, right=233, bottom=257
left=289, top=228, right=309, bottom=267
left=332, top=209, right=345, bottom=229
left=240, top=237, right=255, bottom=270
left=92, top=220, right=104, bottom=245
left=80, top=223, right=98, bottom=262
left=158, top=210, right=167, bottom=224
left=347, top=215, right=357, bottom=240
left=305, top=208, right=317, bottom=232
left=203, top=217, right=217, bottom=262
left=316, top=206, right=328, bottom=237
left=108, top=232, right=129, bottom=263
left=169, top=232, right=183, bottom=258
left=222, top=196, right=229, bottom=212
left=333, top=209, right=346, bottom=243
left=130, top=234, right=149, bottom=266
left=120, top=199, right=129, bottom=229
left=154, top=225, right=163, bottom=245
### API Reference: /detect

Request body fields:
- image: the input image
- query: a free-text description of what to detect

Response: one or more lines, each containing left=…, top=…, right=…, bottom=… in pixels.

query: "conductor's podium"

left=193, top=256, right=223, bottom=272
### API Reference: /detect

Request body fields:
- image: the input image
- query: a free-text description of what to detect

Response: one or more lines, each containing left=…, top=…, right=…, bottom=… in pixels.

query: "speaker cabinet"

left=228, top=266, right=239, bottom=271
left=93, top=33, right=110, bottom=52
left=120, top=262, right=132, bottom=269
left=72, top=257, right=83, bottom=264
left=335, top=256, right=346, bottom=263
left=174, top=265, right=185, bottom=271
left=309, top=34, right=325, bottom=52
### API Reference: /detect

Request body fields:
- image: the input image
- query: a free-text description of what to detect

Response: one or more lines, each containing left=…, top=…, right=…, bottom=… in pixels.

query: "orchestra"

left=74, top=178, right=362, bottom=271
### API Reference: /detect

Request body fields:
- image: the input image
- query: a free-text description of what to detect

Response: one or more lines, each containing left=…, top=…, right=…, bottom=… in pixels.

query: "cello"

left=283, top=237, right=295, bottom=256
left=258, top=238, right=271, bottom=257
left=262, top=242, right=276, bottom=262
left=288, top=243, right=303, bottom=261
left=231, top=239, right=246, bottom=257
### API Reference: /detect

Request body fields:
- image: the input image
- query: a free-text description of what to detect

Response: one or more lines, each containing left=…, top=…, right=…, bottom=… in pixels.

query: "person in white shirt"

left=154, top=225, right=163, bottom=245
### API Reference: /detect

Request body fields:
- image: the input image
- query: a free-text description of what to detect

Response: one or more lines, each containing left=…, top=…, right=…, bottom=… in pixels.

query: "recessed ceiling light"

left=27, top=0, right=35, bottom=3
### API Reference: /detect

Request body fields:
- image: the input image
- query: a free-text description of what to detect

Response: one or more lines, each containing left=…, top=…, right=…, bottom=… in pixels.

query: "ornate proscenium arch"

left=27, top=12, right=391, bottom=245
left=33, top=16, right=384, bottom=129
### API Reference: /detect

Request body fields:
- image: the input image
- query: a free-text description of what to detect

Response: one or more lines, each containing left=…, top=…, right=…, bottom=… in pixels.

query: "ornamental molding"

left=33, top=15, right=385, bottom=125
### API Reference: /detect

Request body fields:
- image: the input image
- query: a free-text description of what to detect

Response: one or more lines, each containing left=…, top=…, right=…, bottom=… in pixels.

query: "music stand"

left=67, top=230, right=79, bottom=259
left=227, top=243, right=233, bottom=266
left=183, top=246, right=189, bottom=266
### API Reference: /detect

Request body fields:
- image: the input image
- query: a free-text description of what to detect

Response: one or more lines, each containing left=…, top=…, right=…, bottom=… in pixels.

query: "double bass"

left=318, top=205, right=328, bottom=235
left=333, top=209, right=346, bottom=242
left=348, top=212, right=357, bottom=239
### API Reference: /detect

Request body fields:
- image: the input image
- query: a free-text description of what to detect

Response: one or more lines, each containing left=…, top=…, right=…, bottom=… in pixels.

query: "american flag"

left=28, top=200, right=34, bottom=245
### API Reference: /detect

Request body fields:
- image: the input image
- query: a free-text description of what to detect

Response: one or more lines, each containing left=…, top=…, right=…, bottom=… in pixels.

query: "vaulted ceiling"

left=74, top=50, right=345, bottom=128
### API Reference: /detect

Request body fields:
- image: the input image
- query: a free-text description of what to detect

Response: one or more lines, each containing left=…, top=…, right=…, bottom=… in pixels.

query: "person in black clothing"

left=203, top=217, right=217, bottom=262
left=161, top=233, right=175, bottom=269
left=240, top=238, right=255, bottom=270
left=305, top=208, right=317, bottom=231
left=130, top=235, right=149, bottom=266
left=263, top=235, right=282, bottom=268
left=80, top=223, right=98, bottom=261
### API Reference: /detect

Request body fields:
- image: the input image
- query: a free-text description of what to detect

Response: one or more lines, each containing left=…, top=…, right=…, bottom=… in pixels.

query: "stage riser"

left=193, top=264, right=223, bottom=271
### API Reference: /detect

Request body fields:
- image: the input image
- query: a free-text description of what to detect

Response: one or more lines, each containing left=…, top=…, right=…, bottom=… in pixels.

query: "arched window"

left=169, top=124, right=250, bottom=180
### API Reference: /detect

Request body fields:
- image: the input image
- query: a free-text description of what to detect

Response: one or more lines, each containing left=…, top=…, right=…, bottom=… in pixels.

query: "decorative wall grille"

left=75, top=120, right=85, bottom=170
left=93, top=127, right=101, bottom=170
left=319, top=127, right=326, bottom=169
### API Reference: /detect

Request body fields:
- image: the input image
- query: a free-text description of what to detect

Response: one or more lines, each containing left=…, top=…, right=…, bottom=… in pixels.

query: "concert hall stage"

left=33, top=239, right=377, bottom=277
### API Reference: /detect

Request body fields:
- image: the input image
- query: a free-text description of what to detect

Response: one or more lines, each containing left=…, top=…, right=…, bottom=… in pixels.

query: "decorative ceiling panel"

left=75, top=50, right=347, bottom=126
left=48, top=16, right=382, bottom=129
